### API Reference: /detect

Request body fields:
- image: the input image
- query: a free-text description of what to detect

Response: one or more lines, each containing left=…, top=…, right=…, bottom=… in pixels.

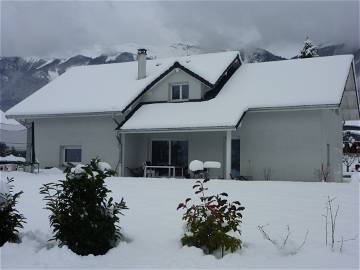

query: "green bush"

left=0, top=177, right=26, bottom=246
left=40, top=158, right=128, bottom=255
left=177, top=178, right=245, bottom=257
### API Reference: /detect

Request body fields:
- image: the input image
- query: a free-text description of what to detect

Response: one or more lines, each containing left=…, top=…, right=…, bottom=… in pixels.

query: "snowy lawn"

left=0, top=170, right=359, bottom=269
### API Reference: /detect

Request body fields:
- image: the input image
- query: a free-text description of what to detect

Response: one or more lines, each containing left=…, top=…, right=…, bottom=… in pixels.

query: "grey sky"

left=1, top=0, right=359, bottom=58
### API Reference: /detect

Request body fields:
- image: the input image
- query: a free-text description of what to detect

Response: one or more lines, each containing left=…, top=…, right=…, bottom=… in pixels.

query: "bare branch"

left=282, top=225, right=291, bottom=249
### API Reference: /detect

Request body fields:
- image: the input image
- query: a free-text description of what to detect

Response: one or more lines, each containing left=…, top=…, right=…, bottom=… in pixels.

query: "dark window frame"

left=62, top=146, right=82, bottom=164
left=171, top=83, right=190, bottom=101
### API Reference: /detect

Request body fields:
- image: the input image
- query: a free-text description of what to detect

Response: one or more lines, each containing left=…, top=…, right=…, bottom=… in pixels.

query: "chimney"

left=137, top=48, right=147, bottom=79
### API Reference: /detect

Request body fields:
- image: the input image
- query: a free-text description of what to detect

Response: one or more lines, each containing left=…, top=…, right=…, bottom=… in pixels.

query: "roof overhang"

left=118, top=125, right=236, bottom=134
left=6, top=110, right=123, bottom=120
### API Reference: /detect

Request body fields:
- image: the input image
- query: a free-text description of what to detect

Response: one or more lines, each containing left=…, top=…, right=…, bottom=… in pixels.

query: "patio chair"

left=127, top=161, right=153, bottom=177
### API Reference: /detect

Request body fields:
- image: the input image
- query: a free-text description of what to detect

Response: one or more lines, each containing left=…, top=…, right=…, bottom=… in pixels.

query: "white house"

left=6, top=49, right=359, bottom=181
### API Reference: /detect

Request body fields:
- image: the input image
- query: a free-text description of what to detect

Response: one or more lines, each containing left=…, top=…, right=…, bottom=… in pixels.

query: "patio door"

left=231, top=139, right=240, bottom=178
left=151, top=141, right=169, bottom=166
left=151, top=140, right=188, bottom=176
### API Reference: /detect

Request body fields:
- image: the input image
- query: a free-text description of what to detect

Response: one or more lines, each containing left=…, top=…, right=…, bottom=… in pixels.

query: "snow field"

left=0, top=170, right=359, bottom=269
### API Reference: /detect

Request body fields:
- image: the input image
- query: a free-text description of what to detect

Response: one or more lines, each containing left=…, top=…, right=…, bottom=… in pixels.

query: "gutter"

left=6, top=111, right=123, bottom=120
left=119, top=126, right=236, bottom=134
left=247, top=104, right=340, bottom=113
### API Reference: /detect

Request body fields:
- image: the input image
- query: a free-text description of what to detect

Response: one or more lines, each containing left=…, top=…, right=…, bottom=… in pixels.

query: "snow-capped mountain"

left=0, top=43, right=359, bottom=111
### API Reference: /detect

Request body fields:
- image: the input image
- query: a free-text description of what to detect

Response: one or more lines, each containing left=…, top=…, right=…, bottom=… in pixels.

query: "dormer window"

left=171, top=83, right=189, bottom=101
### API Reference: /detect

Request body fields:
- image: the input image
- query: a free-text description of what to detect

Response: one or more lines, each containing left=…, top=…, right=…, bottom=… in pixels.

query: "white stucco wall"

left=141, top=69, right=210, bottom=102
left=236, top=109, right=342, bottom=182
left=34, top=116, right=119, bottom=169
left=33, top=108, right=342, bottom=182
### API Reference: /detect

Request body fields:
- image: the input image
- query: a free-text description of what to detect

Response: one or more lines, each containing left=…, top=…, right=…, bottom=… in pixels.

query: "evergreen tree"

left=298, top=37, right=319, bottom=58
left=40, top=158, right=128, bottom=255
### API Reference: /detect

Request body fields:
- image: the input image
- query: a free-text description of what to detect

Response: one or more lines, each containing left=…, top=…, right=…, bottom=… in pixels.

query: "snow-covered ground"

left=0, top=170, right=359, bottom=269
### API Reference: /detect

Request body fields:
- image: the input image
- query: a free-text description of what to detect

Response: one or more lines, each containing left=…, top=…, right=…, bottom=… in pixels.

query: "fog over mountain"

left=1, top=42, right=359, bottom=111
left=1, top=1, right=359, bottom=111
left=2, top=1, right=358, bottom=58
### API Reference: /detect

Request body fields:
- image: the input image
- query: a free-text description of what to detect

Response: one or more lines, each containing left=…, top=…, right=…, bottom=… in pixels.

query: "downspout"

left=112, top=114, right=123, bottom=176
left=31, top=121, right=36, bottom=172
left=115, top=131, right=122, bottom=175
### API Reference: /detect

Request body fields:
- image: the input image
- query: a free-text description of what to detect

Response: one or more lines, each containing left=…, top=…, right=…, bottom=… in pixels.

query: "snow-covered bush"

left=177, top=178, right=245, bottom=257
left=40, top=158, right=128, bottom=255
left=0, top=177, right=26, bottom=246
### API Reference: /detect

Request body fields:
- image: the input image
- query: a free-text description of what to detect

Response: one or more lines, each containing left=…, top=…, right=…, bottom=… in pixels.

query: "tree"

left=298, top=37, right=319, bottom=58
left=0, top=177, right=26, bottom=246
left=343, top=155, right=356, bottom=172
left=40, top=158, right=128, bottom=255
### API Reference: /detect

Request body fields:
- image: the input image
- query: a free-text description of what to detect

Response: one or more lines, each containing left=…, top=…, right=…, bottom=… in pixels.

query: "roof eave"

left=6, top=110, right=123, bottom=120
left=118, top=125, right=236, bottom=134
left=247, top=104, right=340, bottom=113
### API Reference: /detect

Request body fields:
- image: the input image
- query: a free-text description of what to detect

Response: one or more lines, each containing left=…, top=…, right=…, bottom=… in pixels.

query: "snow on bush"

left=40, top=158, right=128, bottom=256
left=177, top=178, right=245, bottom=257
left=69, top=164, right=86, bottom=175
left=98, top=161, right=112, bottom=172
left=0, top=177, right=26, bottom=246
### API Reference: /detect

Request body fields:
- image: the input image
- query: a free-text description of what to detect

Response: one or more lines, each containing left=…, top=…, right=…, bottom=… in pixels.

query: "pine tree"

left=298, top=37, right=319, bottom=58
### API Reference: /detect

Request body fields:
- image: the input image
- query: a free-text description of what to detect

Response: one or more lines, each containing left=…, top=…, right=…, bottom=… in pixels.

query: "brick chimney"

left=137, top=48, right=147, bottom=79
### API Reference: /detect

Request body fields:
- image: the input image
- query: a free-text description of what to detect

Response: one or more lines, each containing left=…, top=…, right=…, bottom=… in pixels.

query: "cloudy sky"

left=1, top=1, right=359, bottom=58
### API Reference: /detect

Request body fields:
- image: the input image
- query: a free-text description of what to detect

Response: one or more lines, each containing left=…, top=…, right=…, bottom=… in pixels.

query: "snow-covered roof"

left=0, top=110, right=25, bottom=131
left=121, top=55, right=355, bottom=131
left=6, top=51, right=239, bottom=117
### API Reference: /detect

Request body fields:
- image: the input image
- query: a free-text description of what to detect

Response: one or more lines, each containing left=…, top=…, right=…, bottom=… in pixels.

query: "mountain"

left=0, top=52, right=135, bottom=111
left=240, top=47, right=286, bottom=63
left=0, top=43, right=359, bottom=111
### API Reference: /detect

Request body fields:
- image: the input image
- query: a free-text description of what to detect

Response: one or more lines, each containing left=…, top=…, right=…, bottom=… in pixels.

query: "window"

left=151, top=140, right=188, bottom=176
left=63, top=146, right=82, bottom=164
left=171, top=83, right=189, bottom=101
left=231, top=139, right=240, bottom=178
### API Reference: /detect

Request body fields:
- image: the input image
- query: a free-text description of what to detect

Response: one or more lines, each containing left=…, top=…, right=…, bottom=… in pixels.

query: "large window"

left=171, top=83, right=189, bottom=101
left=231, top=139, right=240, bottom=178
left=63, top=146, right=82, bottom=164
left=151, top=140, right=188, bottom=176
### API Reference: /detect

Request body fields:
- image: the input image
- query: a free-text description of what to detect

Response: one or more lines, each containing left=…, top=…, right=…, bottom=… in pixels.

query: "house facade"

left=6, top=50, right=359, bottom=181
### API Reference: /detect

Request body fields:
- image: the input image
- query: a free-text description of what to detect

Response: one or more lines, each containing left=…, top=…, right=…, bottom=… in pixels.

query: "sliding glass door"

left=171, top=141, right=188, bottom=167
left=151, top=140, right=188, bottom=176
left=231, top=139, right=240, bottom=178
left=151, top=141, right=169, bottom=166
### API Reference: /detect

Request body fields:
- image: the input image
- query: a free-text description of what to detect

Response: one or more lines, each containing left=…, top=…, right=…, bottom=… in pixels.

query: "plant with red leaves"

left=177, top=178, right=245, bottom=257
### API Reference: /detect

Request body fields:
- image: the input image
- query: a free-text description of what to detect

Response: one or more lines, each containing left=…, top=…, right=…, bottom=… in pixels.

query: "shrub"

left=40, top=158, right=128, bottom=255
left=0, top=177, right=26, bottom=246
left=177, top=178, right=245, bottom=257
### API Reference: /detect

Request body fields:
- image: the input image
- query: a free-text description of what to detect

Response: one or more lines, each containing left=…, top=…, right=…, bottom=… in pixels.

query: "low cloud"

left=1, top=1, right=359, bottom=58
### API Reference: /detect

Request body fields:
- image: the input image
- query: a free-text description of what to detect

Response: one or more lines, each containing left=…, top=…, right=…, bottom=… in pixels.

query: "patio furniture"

left=143, top=165, right=184, bottom=178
